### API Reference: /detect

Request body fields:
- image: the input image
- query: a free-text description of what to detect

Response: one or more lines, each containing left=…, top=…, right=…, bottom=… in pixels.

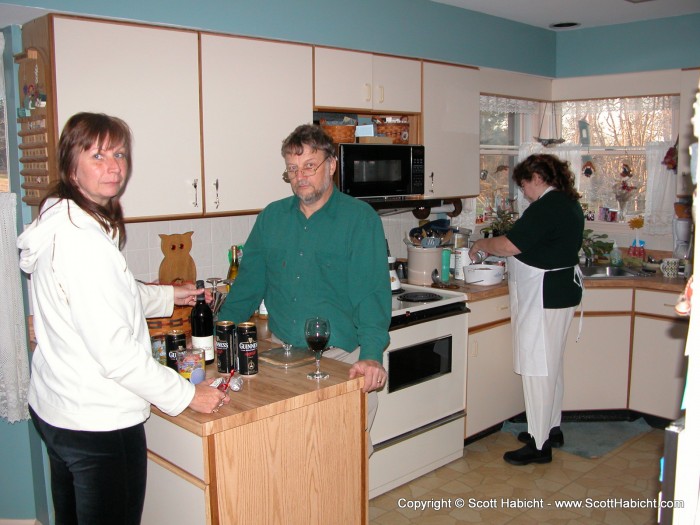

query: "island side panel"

left=213, top=389, right=366, bottom=524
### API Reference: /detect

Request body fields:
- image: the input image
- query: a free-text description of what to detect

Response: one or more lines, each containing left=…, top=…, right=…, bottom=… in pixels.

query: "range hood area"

left=369, top=197, right=463, bottom=218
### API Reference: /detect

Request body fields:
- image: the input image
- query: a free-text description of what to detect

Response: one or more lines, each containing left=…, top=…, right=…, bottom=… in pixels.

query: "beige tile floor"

left=370, top=427, right=665, bottom=524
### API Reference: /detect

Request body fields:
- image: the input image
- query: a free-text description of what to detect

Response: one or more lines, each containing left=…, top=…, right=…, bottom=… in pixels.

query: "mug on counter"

left=660, top=258, right=680, bottom=278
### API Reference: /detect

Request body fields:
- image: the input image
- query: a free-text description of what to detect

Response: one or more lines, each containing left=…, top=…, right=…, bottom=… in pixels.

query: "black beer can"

left=215, top=321, right=236, bottom=374
left=165, top=329, right=187, bottom=371
left=236, top=322, right=258, bottom=375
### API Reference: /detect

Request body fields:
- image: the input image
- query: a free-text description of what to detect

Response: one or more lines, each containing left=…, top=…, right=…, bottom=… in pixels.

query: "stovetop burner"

left=391, top=288, right=406, bottom=295
left=397, top=291, right=442, bottom=303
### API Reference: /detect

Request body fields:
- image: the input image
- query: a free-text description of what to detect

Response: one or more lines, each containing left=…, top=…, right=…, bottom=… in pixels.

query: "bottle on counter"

left=190, top=280, right=215, bottom=364
left=610, top=242, right=623, bottom=267
left=226, top=245, right=239, bottom=291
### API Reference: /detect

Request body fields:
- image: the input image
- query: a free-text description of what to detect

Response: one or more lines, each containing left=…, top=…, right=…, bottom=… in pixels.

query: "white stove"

left=370, top=282, right=469, bottom=498
left=391, top=283, right=468, bottom=316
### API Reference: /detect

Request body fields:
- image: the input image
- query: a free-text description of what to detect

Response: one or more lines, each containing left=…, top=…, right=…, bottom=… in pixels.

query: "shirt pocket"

left=314, top=249, right=350, bottom=284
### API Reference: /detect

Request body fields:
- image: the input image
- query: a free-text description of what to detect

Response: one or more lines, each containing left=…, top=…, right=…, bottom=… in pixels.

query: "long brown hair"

left=513, top=154, right=581, bottom=201
left=39, top=113, right=132, bottom=248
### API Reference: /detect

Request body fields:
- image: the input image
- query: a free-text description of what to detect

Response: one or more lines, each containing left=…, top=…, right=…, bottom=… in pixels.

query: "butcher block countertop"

left=151, top=336, right=362, bottom=437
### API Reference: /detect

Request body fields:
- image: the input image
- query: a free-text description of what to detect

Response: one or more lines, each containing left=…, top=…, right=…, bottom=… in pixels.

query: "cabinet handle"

left=213, top=178, right=220, bottom=209
left=192, top=178, right=199, bottom=208
left=498, top=305, right=509, bottom=311
left=364, top=83, right=372, bottom=102
left=379, top=85, right=385, bottom=104
left=429, top=172, right=435, bottom=194
left=471, top=340, right=478, bottom=358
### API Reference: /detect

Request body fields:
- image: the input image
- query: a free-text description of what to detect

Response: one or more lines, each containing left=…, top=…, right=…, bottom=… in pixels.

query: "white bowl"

left=463, top=264, right=505, bottom=285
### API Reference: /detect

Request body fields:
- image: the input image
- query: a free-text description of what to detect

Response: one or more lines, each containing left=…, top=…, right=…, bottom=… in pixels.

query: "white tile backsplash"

left=122, top=208, right=448, bottom=283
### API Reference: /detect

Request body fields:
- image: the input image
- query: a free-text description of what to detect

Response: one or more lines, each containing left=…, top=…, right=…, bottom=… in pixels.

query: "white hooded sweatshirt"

left=17, top=198, right=194, bottom=431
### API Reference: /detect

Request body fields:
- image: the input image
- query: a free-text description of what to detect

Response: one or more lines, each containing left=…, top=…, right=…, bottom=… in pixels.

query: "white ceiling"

left=430, top=0, right=700, bottom=29
left=2, top=0, right=700, bottom=30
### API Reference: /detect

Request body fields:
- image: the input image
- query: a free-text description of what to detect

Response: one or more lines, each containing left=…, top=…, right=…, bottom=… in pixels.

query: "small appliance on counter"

left=406, top=245, right=443, bottom=285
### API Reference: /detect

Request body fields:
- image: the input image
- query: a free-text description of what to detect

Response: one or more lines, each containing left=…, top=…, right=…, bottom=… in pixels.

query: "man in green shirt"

left=218, top=124, right=391, bottom=398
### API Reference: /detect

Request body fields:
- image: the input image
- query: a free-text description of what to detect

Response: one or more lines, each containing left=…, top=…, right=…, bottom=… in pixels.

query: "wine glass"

left=305, top=317, right=330, bottom=380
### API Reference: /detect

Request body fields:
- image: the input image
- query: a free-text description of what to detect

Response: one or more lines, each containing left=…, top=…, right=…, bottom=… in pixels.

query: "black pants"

left=29, top=406, right=147, bottom=525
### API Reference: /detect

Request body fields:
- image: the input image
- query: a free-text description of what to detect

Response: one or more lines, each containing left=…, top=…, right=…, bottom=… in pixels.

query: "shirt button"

left=299, top=251, right=303, bottom=257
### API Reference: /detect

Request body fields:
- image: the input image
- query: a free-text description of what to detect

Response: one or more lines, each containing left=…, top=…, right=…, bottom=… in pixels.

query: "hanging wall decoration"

left=582, top=161, right=596, bottom=178
left=662, top=137, right=679, bottom=173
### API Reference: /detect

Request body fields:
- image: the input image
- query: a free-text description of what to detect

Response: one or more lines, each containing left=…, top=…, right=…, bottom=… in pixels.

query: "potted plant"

left=581, top=229, right=614, bottom=264
left=483, top=208, right=517, bottom=237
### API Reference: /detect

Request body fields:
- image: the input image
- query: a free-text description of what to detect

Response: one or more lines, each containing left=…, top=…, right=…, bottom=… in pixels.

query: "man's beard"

left=295, top=176, right=331, bottom=206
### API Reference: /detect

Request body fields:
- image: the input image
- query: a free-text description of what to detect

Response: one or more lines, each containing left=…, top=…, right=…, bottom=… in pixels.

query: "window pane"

left=578, top=153, right=646, bottom=217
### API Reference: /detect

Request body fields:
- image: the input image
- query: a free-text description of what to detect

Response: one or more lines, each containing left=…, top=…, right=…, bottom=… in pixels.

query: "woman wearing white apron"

left=470, top=154, right=584, bottom=465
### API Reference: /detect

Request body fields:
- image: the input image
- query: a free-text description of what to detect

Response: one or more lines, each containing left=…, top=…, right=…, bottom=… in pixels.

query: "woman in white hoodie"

left=17, top=113, right=229, bottom=525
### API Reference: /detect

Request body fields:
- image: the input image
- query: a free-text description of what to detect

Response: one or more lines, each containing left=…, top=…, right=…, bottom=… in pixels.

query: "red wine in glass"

left=305, top=317, right=330, bottom=380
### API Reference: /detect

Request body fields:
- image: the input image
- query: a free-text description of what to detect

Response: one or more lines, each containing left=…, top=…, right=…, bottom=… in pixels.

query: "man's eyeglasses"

left=282, top=156, right=330, bottom=183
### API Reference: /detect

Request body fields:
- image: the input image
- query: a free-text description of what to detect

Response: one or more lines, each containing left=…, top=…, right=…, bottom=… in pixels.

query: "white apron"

left=507, top=256, right=583, bottom=376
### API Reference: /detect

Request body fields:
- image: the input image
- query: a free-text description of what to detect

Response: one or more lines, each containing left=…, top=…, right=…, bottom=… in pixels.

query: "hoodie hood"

left=17, top=198, right=105, bottom=275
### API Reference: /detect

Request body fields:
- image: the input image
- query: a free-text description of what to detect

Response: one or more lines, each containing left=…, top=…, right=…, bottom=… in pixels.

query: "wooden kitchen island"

left=143, top=351, right=367, bottom=525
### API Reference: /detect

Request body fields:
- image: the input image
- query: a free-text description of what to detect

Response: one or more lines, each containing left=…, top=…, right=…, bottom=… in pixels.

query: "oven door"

left=371, top=312, right=467, bottom=446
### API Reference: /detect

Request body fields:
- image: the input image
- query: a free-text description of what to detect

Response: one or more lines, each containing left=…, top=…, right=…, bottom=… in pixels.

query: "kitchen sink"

left=579, top=265, right=641, bottom=279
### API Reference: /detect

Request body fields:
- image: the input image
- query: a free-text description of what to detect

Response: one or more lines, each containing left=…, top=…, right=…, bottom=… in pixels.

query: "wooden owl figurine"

left=158, top=231, right=196, bottom=284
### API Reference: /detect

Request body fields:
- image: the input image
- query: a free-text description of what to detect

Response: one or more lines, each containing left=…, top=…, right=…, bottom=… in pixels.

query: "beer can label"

left=237, top=323, right=258, bottom=375
left=165, top=329, right=187, bottom=371
left=215, top=321, right=236, bottom=374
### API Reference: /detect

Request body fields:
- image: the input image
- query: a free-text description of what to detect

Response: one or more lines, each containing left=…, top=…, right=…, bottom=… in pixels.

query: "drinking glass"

left=305, top=317, right=330, bottom=380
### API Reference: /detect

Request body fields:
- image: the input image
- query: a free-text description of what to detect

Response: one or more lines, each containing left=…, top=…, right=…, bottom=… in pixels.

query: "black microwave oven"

left=337, top=143, right=425, bottom=202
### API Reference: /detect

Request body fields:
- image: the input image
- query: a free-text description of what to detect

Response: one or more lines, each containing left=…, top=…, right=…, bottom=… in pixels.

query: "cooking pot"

left=462, top=264, right=504, bottom=286
left=406, top=245, right=443, bottom=286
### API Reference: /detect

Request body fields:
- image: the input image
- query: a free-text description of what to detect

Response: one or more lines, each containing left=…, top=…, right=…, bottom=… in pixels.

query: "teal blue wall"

left=1, top=0, right=699, bottom=522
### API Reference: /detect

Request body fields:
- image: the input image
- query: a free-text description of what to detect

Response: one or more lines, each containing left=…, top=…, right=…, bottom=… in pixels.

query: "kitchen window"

left=478, top=94, right=679, bottom=228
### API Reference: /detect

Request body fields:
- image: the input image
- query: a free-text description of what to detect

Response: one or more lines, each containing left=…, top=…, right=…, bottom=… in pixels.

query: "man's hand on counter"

left=349, top=359, right=387, bottom=393
left=189, top=378, right=231, bottom=414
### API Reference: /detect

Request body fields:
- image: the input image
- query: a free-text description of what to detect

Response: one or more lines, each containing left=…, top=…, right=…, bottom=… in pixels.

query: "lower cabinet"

left=629, top=289, right=689, bottom=420
left=466, top=318, right=524, bottom=438
left=562, top=314, right=631, bottom=411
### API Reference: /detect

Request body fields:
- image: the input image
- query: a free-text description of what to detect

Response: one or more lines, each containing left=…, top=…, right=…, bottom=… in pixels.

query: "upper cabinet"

left=422, top=62, right=480, bottom=198
left=314, top=48, right=421, bottom=113
left=200, top=35, right=312, bottom=213
left=48, top=17, right=203, bottom=220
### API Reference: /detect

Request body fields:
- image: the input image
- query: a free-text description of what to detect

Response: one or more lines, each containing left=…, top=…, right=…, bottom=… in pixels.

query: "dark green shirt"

left=506, top=190, right=584, bottom=308
left=217, top=188, right=391, bottom=362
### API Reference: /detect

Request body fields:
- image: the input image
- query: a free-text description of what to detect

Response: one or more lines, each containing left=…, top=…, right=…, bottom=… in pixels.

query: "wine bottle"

left=190, top=280, right=215, bottom=364
left=226, top=245, right=239, bottom=292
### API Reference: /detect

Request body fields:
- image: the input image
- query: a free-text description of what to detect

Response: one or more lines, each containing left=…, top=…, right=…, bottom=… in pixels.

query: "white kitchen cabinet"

left=314, top=47, right=421, bottom=113
left=629, top=290, right=689, bottom=420
left=49, top=17, right=203, bottom=219
left=466, top=295, right=523, bottom=438
left=562, top=288, right=633, bottom=411
left=422, top=62, right=480, bottom=198
left=200, top=35, right=313, bottom=213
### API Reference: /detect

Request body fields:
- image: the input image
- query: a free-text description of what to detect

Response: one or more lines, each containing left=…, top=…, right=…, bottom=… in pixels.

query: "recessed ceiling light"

left=549, top=22, right=581, bottom=29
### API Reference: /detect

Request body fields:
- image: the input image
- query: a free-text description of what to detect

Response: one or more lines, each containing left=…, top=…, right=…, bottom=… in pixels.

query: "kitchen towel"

left=0, top=193, right=30, bottom=422
left=502, top=418, right=652, bottom=459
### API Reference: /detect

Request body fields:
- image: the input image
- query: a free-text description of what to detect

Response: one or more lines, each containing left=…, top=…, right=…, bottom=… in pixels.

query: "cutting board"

left=157, top=232, right=196, bottom=284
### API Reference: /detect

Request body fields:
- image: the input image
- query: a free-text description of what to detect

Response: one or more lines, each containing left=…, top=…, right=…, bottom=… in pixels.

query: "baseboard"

left=0, top=520, right=42, bottom=525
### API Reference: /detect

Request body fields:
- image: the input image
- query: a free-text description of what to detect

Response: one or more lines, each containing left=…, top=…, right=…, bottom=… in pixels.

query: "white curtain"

left=0, top=193, right=30, bottom=423
left=516, top=142, right=583, bottom=215
left=644, top=141, right=676, bottom=235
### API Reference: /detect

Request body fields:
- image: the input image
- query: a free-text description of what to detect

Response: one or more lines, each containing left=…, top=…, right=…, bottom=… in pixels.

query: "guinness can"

left=236, top=322, right=258, bottom=375
left=215, top=321, right=236, bottom=374
left=165, top=329, right=187, bottom=371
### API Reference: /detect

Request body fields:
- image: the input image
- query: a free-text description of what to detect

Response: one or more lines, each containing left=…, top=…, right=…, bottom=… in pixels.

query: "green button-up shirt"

left=218, top=188, right=391, bottom=362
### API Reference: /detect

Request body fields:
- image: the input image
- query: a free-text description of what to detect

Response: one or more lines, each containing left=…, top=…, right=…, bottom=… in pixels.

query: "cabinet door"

left=371, top=55, right=421, bottom=113
left=562, top=314, right=630, bottom=411
left=52, top=18, right=203, bottom=219
left=201, top=35, right=313, bottom=212
left=314, top=48, right=421, bottom=112
left=143, top=454, right=208, bottom=525
left=423, top=62, right=480, bottom=198
left=466, top=321, right=524, bottom=438
left=314, top=48, right=373, bottom=110
left=629, top=316, right=688, bottom=420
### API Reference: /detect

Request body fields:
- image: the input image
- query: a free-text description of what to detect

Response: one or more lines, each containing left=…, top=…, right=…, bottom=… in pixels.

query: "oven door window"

left=387, top=336, right=452, bottom=393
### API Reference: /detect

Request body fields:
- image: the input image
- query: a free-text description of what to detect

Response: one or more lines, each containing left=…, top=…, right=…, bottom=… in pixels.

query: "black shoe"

left=504, top=440, right=552, bottom=466
left=517, top=426, right=564, bottom=448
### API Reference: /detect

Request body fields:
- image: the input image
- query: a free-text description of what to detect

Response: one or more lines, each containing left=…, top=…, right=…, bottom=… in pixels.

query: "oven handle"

left=373, top=410, right=466, bottom=451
